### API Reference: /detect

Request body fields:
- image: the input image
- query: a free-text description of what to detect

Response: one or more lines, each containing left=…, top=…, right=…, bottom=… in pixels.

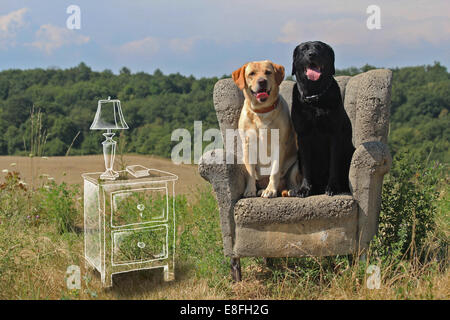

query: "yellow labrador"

left=232, top=60, right=300, bottom=198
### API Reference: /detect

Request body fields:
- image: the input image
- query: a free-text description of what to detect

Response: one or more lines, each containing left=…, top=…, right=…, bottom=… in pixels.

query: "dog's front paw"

left=243, top=189, right=257, bottom=198
left=287, top=186, right=301, bottom=197
left=243, top=184, right=257, bottom=198
left=261, top=187, right=277, bottom=198
left=298, top=186, right=311, bottom=198
left=325, top=183, right=339, bottom=196
left=297, top=181, right=312, bottom=198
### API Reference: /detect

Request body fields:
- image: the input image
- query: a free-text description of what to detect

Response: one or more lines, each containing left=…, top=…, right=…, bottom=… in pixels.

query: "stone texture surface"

left=234, top=195, right=356, bottom=226
left=348, top=69, right=392, bottom=146
left=335, top=75, right=352, bottom=103
left=234, top=216, right=357, bottom=257
left=342, top=73, right=364, bottom=146
left=213, top=79, right=243, bottom=149
left=200, top=69, right=393, bottom=258
left=279, top=80, right=295, bottom=113
left=199, top=148, right=246, bottom=256
left=233, top=195, right=358, bottom=257
left=349, top=141, right=392, bottom=250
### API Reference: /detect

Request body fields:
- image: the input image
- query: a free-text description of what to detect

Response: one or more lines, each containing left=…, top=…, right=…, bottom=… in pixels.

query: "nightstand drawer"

left=111, top=187, right=168, bottom=227
left=112, top=226, right=167, bottom=265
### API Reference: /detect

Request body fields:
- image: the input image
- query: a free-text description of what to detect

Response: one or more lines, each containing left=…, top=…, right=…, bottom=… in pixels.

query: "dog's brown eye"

left=265, top=70, right=272, bottom=75
left=249, top=71, right=255, bottom=76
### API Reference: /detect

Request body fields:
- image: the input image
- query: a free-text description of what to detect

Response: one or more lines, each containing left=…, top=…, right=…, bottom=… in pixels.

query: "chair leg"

left=263, top=257, right=274, bottom=268
left=347, top=254, right=354, bottom=266
left=231, top=257, right=242, bottom=282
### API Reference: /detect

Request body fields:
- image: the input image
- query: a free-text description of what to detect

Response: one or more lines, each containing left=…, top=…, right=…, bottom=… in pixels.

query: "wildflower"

left=35, top=215, right=40, bottom=219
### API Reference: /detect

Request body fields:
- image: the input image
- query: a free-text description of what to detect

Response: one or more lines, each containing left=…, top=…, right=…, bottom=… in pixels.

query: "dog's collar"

left=251, top=98, right=278, bottom=114
left=298, top=78, right=333, bottom=104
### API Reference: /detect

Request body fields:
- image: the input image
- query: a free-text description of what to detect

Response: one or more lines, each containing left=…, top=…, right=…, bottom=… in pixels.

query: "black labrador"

left=291, top=41, right=355, bottom=197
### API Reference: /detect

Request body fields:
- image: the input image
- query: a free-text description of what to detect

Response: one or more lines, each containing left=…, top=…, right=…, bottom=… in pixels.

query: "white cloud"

left=169, top=37, right=197, bottom=54
left=119, top=37, right=160, bottom=56
left=392, top=16, right=450, bottom=46
left=0, top=8, right=29, bottom=49
left=198, top=0, right=450, bottom=50
left=278, top=18, right=368, bottom=46
left=28, top=24, right=90, bottom=54
left=277, top=13, right=450, bottom=50
left=120, top=36, right=199, bottom=57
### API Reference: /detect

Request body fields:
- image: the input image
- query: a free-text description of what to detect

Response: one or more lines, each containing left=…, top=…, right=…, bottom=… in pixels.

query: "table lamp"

left=90, top=97, right=129, bottom=180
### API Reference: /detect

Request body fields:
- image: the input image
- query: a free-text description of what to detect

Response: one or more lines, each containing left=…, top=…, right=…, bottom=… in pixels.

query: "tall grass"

left=27, top=105, right=47, bottom=159
left=0, top=152, right=447, bottom=299
left=65, top=131, right=81, bottom=157
left=24, top=106, right=48, bottom=189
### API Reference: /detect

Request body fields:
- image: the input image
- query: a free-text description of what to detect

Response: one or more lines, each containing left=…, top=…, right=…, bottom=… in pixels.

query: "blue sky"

left=0, top=0, right=449, bottom=77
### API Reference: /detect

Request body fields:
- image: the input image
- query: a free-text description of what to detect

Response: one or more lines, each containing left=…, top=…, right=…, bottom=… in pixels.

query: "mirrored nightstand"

left=82, top=168, right=178, bottom=287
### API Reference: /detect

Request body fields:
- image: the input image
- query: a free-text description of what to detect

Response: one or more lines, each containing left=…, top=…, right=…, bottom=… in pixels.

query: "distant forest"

left=0, top=62, right=448, bottom=164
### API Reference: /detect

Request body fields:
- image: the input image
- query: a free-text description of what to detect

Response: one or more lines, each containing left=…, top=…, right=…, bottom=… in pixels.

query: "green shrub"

left=38, top=181, right=79, bottom=234
left=372, top=151, right=445, bottom=261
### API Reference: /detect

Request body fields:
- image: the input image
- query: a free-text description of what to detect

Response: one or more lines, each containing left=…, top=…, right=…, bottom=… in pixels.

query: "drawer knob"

left=137, top=242, right=146, bottom=249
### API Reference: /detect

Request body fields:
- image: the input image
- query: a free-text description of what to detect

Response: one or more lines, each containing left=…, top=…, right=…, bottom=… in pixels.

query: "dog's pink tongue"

left=306, top=67, right=321, bottom=81
left=256, top=92, right=269, bottom=100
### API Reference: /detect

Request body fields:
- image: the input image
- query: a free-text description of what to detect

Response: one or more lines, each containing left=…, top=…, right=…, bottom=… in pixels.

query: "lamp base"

left=100, top=169, right=119, bottom=180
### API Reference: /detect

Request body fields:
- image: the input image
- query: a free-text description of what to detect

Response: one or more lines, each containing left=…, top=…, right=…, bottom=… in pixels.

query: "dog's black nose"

left=308, top=51, right=317, bottom=58
left=258, top=78, right=267, bottom=87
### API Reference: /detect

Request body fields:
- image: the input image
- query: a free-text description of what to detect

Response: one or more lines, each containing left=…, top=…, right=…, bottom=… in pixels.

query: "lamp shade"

left=90, top=97, right=129, bottom=130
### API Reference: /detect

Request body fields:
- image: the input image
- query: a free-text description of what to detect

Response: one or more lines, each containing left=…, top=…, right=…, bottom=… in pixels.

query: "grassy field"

left=0, top=155, right=448, bottom=300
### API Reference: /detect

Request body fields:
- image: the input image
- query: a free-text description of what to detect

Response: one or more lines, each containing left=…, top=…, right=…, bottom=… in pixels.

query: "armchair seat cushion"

left=234, top=195, right=357, bottom=226
left=233, top=195, right=359, bottom=257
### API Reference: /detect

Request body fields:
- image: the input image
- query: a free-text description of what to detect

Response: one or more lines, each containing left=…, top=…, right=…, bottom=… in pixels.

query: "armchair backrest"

left=212, top=69, right=392, bottom=149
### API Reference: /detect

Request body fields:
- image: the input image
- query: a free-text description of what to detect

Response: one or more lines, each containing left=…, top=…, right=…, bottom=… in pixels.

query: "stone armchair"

left=199, top=69, right=393, bottom=281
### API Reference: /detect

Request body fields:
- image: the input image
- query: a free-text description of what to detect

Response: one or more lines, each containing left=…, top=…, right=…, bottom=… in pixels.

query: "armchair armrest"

left=198, top=148, right=246, bottom=256
left=349, top=141, right=392, bottom=250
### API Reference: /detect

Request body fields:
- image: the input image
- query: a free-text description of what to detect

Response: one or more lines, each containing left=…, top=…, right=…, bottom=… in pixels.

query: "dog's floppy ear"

left=291, top=45, right=300, bottom=76
left=232, top=63, right=248, bottom=90
left=322, top=42, right=335, bottom=75
left=272, top=62, right=285, bottom=86
left=329, top=48, right=335, bottom=75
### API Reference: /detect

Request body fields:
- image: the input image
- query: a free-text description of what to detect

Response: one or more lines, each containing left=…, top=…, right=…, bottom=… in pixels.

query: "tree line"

left=0, top=62, right=448, bottom=164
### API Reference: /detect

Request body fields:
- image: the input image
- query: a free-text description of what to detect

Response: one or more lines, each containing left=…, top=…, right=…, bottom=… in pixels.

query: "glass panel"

left=112, top=226, right=167, bottom=265
left=111, top=188, right=167, bottom=226
left=84, top=180, right=101, bottom=270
